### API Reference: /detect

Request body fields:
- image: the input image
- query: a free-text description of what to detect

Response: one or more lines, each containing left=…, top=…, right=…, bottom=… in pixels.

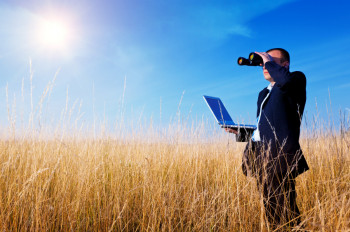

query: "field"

left=1, top=78, right=350, bottom=231
left=0, top=124, right=349, bottom=231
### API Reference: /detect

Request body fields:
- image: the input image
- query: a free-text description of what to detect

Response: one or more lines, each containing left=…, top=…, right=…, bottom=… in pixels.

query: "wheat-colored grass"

left=1, top=73, right=349, bottom=231
left=0, top=129, right=349, bottom=231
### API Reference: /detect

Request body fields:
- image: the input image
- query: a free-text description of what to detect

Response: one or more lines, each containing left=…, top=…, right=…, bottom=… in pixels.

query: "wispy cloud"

left=335, top=82, right=350, bottom=90
left=154, top=0, right=297, bottom=40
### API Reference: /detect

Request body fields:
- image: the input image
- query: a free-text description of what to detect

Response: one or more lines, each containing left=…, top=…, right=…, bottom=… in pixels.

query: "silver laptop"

left=203, top=95, right=256, bottom=130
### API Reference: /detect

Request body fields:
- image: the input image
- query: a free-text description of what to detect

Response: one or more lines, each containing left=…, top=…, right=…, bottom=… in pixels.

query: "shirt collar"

left=267, top=83, right=273, bottom=91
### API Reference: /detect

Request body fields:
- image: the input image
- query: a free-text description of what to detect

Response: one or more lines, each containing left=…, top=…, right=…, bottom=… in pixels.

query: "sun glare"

left=39, top=20, right=69, bottom=49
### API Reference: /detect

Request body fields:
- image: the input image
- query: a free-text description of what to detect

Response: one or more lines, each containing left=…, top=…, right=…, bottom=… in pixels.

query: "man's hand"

left=224, top=128, right=238, bottom=135
left=255, top=52, right=273, bottom=66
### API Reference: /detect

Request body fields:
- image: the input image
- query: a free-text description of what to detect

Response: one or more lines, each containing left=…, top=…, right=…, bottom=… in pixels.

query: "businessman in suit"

left=226, top=48, right=309, bottom=230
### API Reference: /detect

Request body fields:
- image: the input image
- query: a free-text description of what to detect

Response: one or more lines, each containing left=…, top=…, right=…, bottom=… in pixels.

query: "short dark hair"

left=266, top=48, right=290, bottom=64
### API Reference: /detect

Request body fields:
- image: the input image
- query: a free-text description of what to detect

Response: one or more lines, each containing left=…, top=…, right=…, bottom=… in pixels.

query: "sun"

left=38, top=19, right=69, bottom=49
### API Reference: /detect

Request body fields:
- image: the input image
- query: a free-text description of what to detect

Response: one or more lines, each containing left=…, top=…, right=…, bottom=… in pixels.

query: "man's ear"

left=283, top=61, right=290, bottom=69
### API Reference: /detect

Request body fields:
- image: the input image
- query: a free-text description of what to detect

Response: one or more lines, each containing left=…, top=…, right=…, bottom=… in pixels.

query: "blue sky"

left=0, top=0, right=349, bottom=132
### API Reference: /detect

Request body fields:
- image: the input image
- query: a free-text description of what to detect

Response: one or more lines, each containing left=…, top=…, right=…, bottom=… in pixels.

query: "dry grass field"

left=1, top=78, right=349, bottom=231
left=0, top=125, right=349, bottom=231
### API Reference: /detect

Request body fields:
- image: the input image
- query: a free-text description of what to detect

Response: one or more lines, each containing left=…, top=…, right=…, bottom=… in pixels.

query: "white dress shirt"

left=251, top=83, right=273, bottom=142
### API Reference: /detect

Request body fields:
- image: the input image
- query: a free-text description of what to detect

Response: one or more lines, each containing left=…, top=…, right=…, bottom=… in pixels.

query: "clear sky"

left=0, top=0, right=349, bottom=133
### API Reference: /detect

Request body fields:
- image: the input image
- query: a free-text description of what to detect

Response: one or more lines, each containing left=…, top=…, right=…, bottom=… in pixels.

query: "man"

left=226, top=48, right=309, bottom=230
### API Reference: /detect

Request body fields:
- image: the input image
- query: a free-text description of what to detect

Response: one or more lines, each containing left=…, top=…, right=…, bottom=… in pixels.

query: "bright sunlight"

left=38, top=19, right=69, bottom=49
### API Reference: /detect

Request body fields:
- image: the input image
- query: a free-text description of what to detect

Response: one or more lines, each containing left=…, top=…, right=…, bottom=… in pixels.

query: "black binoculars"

left=237, top=52, right=263, bottom=66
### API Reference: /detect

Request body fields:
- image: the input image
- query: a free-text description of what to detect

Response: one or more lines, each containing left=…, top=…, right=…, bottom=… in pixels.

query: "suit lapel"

left=258, top=88, right=270, bottom=107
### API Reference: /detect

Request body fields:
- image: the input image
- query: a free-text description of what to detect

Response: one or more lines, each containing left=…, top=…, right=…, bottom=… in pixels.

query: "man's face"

left=263, top=50, right=289, bottom=82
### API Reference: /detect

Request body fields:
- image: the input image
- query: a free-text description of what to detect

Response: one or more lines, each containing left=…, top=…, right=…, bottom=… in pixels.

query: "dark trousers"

left=243, top=141, right=302, bottom=230
left=257, top=173, right=301, bottom=230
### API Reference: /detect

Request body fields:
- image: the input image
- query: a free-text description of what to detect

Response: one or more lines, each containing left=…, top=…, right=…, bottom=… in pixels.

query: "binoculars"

left=237, top=52, right=263, bottom=66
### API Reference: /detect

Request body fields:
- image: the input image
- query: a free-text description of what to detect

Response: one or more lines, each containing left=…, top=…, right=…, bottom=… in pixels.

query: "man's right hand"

left=224, top=128, right=238, bottom=135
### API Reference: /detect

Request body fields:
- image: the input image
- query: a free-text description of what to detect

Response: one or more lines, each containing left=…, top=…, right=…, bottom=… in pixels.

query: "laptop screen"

left=203, top=96, right=234, bottom=125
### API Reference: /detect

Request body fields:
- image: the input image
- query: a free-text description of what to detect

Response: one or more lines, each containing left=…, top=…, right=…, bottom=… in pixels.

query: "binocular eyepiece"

left=237, top=52, right=263, bottom=66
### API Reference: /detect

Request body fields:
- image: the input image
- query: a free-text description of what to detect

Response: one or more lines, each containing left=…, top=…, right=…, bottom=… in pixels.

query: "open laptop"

left=203, top=95, right=256, bottom=140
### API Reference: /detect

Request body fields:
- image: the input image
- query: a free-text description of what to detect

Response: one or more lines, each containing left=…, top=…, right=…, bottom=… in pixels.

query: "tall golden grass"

left=1, top=75, right=349, bottom=231
left=1, top=124, right=349, bottom=231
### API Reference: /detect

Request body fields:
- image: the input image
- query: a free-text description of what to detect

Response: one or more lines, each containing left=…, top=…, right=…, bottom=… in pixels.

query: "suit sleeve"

left=265, top=61, right=306, bottom=92
left=235, top=128, right=254, bottom=142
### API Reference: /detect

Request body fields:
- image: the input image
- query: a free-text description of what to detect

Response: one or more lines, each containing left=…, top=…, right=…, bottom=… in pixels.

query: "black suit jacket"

left=243, top=61, right=309, bottom=177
